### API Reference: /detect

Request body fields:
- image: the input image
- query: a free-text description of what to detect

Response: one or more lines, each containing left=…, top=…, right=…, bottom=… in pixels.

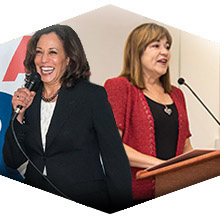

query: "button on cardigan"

left=104, top=76, right=191, bottom=200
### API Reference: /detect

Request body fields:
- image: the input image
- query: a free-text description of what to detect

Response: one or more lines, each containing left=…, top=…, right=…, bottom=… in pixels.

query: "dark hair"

left=24, top=24, right=90, bottom=87
left=120, top=23, right=173, bottom=93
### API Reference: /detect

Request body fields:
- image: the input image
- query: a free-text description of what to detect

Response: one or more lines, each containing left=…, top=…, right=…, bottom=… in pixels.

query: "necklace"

left=41, top=88, right=60, bottom=102
left=163, top=105, right=172, bottom=115
left=144, top=89, right=173, bottom=116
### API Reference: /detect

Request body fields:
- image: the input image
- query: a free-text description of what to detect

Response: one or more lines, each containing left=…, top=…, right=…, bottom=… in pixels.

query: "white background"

left=0, top=0, right=220, bottom=219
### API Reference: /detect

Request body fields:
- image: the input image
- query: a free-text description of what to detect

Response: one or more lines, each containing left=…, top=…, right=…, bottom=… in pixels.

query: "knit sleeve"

left=173, top=87, right=192, bottom=139
left=104, top=77, right=129, bottom=132
left=179, top=89, right=191, bottom=138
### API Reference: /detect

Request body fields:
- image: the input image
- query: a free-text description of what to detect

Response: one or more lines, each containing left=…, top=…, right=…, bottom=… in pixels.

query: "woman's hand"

left=183, top=138, right=193, bottom=153
left=12, top=88, right=36, bottom=123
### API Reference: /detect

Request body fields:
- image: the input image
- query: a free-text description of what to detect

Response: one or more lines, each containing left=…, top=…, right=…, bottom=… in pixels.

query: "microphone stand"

left=179, top=79, right=220, bottom=126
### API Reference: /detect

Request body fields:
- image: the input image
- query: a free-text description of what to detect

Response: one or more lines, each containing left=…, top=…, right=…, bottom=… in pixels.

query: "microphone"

left=178, top=77, right=220, bottom=126
left=12, top=72, right=41, bottom=121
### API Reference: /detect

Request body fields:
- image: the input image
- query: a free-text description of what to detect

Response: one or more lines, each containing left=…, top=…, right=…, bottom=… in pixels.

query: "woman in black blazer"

left=3, top=24, right=132, bottom=213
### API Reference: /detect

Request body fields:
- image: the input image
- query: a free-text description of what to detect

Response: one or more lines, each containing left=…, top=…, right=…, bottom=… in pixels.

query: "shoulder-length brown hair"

left=24, top=24, right=90, bottom=88
left=120, top=23, right=173, bottom=93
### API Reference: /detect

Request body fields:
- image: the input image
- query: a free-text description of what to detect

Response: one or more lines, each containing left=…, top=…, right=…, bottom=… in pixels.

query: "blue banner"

left=0, top=36, right=31, bottom=182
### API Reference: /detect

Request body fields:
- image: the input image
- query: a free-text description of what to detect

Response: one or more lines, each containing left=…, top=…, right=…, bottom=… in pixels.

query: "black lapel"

left=45, top=85, right=79, bottom=150
left=28, top=83, right=43, bottom=151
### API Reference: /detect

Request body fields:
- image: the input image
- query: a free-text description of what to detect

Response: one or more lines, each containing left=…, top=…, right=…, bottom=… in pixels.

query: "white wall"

left=180, top=32, right=220, bottom=148
left=60, top=5, right=220, bottom=149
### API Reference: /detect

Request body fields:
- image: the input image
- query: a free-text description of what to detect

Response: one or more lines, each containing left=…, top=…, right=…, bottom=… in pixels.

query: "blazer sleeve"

left=91, top=86, right=133, bottom=211
left=2, top=118, right=28, bottom=169
left=104, top=77, right=129, bottom=132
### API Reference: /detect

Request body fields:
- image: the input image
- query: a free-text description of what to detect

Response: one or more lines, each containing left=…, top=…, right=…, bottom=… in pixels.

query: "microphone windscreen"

left=29, top=72, right=41, bottom=83
left=178, top=77, right=185, bottom=85
left=25, top=72, right=41, bottom=90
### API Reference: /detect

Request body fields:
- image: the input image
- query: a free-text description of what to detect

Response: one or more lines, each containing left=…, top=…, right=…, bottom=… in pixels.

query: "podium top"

left=136, top=149, right=220, bottom=180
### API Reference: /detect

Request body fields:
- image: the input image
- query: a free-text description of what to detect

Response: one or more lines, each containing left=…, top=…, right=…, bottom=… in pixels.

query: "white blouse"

left=40, top=100, right=56, bottom=175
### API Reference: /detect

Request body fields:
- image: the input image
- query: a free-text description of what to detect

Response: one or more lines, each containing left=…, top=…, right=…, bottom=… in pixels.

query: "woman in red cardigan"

left=104, top=23, right=192, bottom=204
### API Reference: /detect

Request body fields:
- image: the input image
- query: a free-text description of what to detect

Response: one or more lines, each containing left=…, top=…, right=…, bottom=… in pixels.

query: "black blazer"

left=3, top=80, right=133, bottom=213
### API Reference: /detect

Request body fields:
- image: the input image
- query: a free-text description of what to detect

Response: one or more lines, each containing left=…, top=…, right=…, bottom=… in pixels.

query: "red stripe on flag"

left=3, top=36, right=31, bottom=82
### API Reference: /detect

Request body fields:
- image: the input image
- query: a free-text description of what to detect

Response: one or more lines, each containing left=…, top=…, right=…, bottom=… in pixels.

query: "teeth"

left=41, top=67, right=54, bottom=74
left=41, top=67, right=54, bottom=71
left=158, top=59, right=167, bottom=63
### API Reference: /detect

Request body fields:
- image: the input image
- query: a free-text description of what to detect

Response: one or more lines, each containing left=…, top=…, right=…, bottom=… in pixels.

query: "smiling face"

left=141, top=37, right=171, bottom=80
left=34, top=32, right=70, bottom=86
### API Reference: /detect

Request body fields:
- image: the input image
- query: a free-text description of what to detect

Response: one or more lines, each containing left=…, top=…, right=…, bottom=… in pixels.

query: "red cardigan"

left=104, top=76, right=191, bottom=200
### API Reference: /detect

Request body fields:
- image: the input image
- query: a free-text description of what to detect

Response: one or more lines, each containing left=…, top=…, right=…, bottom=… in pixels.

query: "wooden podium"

left=136, top=150, right=220, bottom=197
